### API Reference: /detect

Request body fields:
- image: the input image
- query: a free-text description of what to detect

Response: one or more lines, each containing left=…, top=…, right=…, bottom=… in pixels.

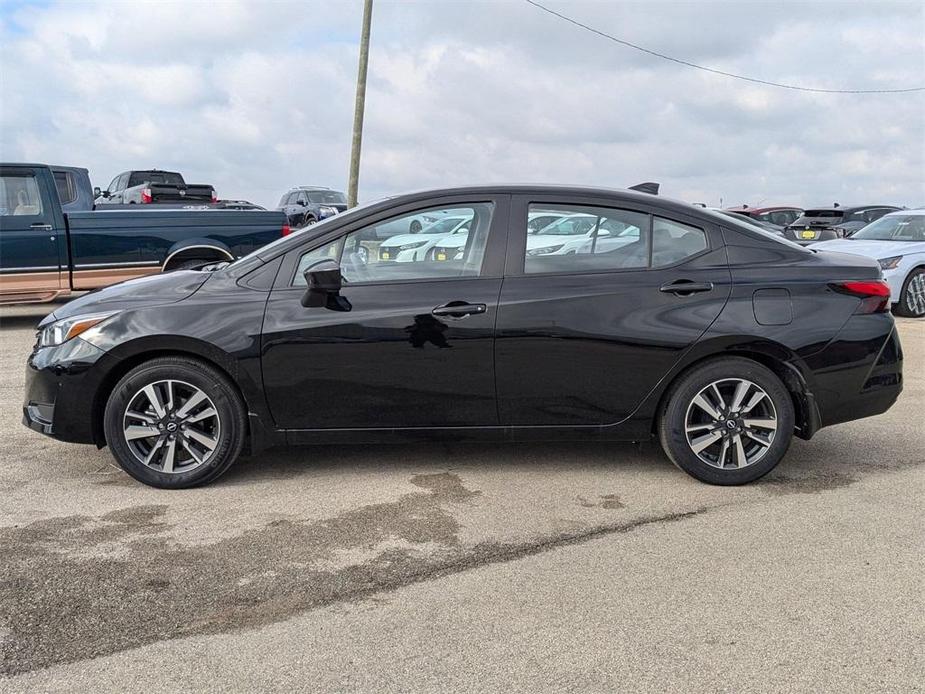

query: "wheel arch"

left=162, top=239, right=234, bottom=271
left=90, top=337, right=251, bottom=449
left=649, top=337, right=819, bottom=441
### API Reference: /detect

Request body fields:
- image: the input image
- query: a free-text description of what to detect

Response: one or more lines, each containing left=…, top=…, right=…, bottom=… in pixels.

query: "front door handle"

left=432, top=302, right=487, bottom=318
left=659, top=280, right=714, bottom=296
left=30, top=223, right=53, bottom=231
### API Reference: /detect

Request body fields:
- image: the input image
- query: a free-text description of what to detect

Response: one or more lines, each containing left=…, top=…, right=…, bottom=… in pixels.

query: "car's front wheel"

left=103, top=356, right=246, bottom=488
left=659, top=357, right=794, bottom=485
left=895, top=268, right=925, bottom=318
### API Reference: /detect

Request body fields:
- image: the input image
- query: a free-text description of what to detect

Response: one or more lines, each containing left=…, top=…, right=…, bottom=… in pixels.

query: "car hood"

left=811, top=238, right=925, bottom=259
left=380, top=233, right=440, bottom=247
left=434, top=234, right=468, bottom=248
left=43, top=270, right=211, bottom=325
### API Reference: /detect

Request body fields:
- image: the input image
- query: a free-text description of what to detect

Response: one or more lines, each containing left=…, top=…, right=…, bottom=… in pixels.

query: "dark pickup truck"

left=0, top=163, right=288, bottom=304
left=95, top=169, right=216, bottom=206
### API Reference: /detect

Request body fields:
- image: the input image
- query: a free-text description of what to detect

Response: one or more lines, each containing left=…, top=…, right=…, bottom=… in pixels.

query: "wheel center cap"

left=725, top=420, right=737, bottom=430
left=165, top=422, right=178, bottom=432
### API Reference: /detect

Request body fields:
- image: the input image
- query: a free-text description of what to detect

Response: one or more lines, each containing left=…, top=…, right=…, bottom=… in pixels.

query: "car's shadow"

left=221, top=440, right=671, bottom=485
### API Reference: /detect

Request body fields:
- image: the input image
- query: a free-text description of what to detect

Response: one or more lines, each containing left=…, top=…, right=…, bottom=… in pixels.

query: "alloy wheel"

left=906, top=273, right=925, bottom=316
left=684, top=378, right=778, bottom=470
left=122, top=380, right=221, bottom=474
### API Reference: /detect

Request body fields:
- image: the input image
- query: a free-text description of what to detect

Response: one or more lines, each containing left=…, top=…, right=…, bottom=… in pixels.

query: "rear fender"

left=163, top=238, right=234, bottom=270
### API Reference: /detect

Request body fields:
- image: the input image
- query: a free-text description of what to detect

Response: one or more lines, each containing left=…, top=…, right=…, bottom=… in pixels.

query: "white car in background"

left=378, top=214, right=473, bottom=262
left=812, top=209, right=925, bottom=317
left=429, top=211, right=567, bottom=262
left=526, top=213, right=641, bottom=257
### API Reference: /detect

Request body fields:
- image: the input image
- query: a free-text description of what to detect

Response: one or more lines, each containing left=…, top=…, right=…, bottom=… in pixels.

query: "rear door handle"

left=30, top=223, right=53, bottom=231
left=659, top=280, right=714, bottom=296
left=432, top=302, right=487, bottom=318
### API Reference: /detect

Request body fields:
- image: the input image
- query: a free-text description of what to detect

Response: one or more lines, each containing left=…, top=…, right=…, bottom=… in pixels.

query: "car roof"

left=253, top=184, right=796, bottom=264
left=289, top=186, right=334, bottom=192
left=803, top=205, right=900, bottom=212
left=726, top=205, right=801, bottom=213
left=883, top=208, right=925, bottom=216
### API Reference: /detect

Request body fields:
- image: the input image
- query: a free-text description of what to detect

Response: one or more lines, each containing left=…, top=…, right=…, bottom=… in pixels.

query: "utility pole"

left=347, top=0, right=373, bottom=208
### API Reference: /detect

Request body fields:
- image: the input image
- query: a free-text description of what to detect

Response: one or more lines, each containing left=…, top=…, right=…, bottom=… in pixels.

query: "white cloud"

left=1, top=0, right=922, bottom=209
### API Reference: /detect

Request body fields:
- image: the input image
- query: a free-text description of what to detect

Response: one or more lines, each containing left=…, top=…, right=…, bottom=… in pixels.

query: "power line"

left=524, top=0, right=925, bottom=94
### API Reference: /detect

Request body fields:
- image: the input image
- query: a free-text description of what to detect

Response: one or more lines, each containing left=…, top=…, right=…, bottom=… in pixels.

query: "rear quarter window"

left=53, top=171, right=77, bottom=205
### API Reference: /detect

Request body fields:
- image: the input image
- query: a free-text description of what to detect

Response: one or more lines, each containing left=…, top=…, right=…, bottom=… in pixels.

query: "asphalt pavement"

left=0, top=301, right=922, bottom=692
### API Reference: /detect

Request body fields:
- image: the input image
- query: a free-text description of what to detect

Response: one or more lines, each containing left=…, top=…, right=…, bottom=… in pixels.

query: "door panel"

left=0, top=166, right=65, bottom=301
left=496, top=197, right=731, bottom=427
left=261, top=194, right=510, bottom=431
left=262, top=279, right=501, bottom=429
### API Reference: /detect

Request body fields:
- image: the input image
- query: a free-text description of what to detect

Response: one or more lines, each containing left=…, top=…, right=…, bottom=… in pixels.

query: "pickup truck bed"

left=1, top=164, right=287, bottom=304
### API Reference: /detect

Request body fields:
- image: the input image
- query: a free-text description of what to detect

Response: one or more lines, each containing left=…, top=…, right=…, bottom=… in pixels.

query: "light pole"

left=347, top=0, right=373, bottom=208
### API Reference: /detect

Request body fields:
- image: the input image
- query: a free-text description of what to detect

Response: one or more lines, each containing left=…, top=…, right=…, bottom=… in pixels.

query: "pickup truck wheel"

left=659, top=357, right=794, bottom=485
left=103, top=357, right=246, bottom=489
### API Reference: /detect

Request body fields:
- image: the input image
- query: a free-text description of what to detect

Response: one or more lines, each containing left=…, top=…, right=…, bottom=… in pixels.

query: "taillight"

left=830, top=280, right=891, bottom=314
left=211, top=190, right=218, bottom=203
left=141, top=188, right=152, bottom=204
left=282, top=224, right=292, bottom=237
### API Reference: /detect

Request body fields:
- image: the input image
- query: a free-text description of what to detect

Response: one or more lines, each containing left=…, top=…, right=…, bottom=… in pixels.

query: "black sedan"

left=23, top=185, right=903, bottom=488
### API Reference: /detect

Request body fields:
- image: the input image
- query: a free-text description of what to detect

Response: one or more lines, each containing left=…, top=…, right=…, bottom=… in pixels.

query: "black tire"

left=658, top=357, right=794, bottom=485
left=103, top=356, right=246, bottom=489
left=302, top=216, right=317, bottom=228
left=894, top=268, right=925, bottom=318
left=409, top=220, right=422, bottom=233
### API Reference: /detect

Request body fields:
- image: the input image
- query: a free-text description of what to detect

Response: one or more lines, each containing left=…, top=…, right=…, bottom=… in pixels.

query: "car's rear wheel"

left=659, top=357, right=794, bottom=485
left=895, top=268, right=925, bottom=317
left=103, top=357, right=246, bottom=489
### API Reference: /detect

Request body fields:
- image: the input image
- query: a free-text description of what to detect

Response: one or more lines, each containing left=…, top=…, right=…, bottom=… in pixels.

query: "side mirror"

left=93, top=186, right=102, bottom=198
left=301, top=260, right=350, bottom=311
left=298, top=199, right=307, bottom=207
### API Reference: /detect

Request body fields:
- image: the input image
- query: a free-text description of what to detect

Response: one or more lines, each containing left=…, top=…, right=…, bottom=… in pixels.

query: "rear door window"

left=523, top=205, right=650, bottom=274
left=651, top=218, right=708, bottom=267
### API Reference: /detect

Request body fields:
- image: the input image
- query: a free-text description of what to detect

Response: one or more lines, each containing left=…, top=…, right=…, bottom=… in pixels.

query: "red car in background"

left=726, top=205, right=803, bottom=228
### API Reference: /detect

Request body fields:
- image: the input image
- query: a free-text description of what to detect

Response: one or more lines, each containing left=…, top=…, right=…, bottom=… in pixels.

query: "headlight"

left=397, top=241, right=428, bottom=251
left=36, top=311, right=119, bottom=348
left=526, top=244, right=564, bottom=256
left=878, top=256, right=903, bottom=270
left=319, top=206, right=338, bottom=216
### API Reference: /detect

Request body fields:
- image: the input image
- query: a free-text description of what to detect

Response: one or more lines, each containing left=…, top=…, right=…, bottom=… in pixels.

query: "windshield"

left=535, top=215, right=598, bottom=235
left=129, top=171, right=184, bottom=187
left=852, top=215, right=925, bottom=241
left=801, top=209, right=844, bottom=219
left=307, top=191, right=346, bottom=205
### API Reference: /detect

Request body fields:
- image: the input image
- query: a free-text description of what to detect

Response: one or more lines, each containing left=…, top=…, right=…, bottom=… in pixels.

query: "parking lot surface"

left=1, top=301, right=922, bottom=692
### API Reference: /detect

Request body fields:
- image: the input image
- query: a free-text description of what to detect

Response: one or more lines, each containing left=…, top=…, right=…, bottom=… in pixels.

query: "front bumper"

left=882, top=268, right=906, bottom=304
left=23, top=337, right=109, bottom=444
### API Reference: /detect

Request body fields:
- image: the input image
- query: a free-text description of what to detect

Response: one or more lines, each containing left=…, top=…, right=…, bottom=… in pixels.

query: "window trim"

left=274, top=195, right=511, bottom=290
left=507, top=197, right=715, bottom=279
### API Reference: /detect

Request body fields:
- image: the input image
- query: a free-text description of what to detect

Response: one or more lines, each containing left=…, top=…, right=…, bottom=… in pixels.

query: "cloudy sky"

left=1, top=0, right=923, bottom=209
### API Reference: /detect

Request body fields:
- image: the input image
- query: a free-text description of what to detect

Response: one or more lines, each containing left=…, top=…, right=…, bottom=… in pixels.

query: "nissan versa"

left=23, top=185, right=903, bottom=489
